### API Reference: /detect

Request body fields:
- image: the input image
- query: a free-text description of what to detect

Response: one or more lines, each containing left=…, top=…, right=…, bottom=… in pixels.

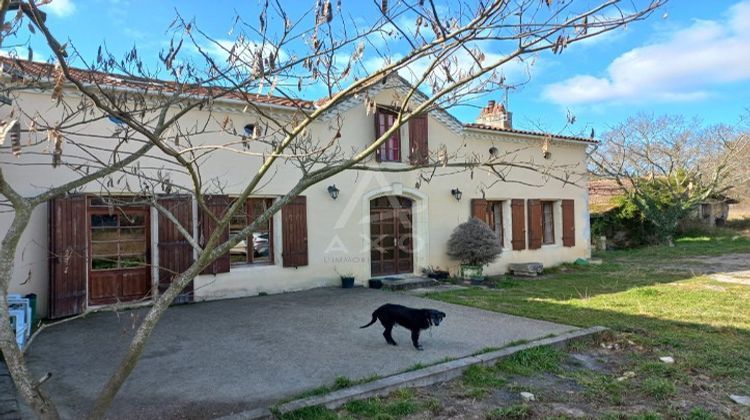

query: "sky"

left=3, top=0, right=749, bottom=137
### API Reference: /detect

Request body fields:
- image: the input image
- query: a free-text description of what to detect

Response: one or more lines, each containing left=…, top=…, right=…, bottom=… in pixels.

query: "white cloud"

left=0, top=47, right=47, bottom=62
left=44, top=0, right=77, bottom=18
left=198, top=39, right=290, bottom=65
left=543, top=1, right=750, bottom=105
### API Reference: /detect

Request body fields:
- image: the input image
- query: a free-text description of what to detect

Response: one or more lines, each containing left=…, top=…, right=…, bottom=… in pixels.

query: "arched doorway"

left=370, top=196, right=413, bottom=276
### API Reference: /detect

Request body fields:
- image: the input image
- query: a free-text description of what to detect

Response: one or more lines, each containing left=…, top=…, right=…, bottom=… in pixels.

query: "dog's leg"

left=411, top=329, right=423, bottom=350
left=383, top=322, right=397, bottom=346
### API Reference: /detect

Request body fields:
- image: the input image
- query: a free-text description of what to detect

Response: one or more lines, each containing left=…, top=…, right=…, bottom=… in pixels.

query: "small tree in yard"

left=447, top=218, right=502, bottom=276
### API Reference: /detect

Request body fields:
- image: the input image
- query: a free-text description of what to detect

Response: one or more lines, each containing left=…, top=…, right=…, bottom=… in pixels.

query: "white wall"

left=1, top=87, right=591, bottom=316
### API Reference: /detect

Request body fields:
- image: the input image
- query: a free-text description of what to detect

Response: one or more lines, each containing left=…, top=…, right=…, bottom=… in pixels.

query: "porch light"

left=327, top=184, right=340, bottom=200
left=451, top=188, right=462, bottom=201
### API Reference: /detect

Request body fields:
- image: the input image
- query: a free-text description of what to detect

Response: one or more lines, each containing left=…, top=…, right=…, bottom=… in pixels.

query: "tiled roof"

left=0, top=57, right=313, bottom=109
left=465, top=123, right=598, bottom=144
left=589, top=179, right=626, bottom=214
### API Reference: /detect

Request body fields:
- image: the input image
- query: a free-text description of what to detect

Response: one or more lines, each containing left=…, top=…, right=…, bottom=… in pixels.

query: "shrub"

left=591, top=195, right=659, bottom=248
left=447, top=218, right=502, bottom=266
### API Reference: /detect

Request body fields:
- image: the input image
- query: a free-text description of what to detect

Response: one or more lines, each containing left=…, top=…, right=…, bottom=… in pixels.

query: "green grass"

left=283, top=374, right=382, bottom=402
left=640, top=377, right=677, bottom=400
left=572, top=371, right=626, bottom=405
left=486, top=404, right=532, bottom=419
left=277, top=405, right=338, bottom=420
left=495, top=345, right=563, bottom=376
left=463, top=364, right=507, bottom=389
left=340, top=388, right=423, bottom=419
left=429, top=234, right=750, bottom=399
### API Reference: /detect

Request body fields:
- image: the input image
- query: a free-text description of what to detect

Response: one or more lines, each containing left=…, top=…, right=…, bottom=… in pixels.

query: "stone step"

left=371, top=276, right=439, bottom=291
left=508, top=262, right=544, bottom=277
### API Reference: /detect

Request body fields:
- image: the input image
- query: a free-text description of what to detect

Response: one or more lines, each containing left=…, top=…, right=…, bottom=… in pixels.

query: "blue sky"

left=5, top=0, right=749, bottom=137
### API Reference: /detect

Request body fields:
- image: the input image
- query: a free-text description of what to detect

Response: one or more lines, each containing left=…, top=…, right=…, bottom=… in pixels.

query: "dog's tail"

left=359, top=312, right=378, bottom=329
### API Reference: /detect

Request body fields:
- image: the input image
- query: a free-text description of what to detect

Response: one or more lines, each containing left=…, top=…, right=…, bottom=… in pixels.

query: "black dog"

left=360, top=304, right=446, bottom=350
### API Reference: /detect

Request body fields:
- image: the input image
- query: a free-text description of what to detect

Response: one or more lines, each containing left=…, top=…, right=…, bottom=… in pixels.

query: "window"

left=542, top=201, right=555, bottom=245
left=375, top=107, right=401, bottom=162
left=484, top=201, right=504, bottom=246
left=90, top=212, right=148, bottom=270
left=229, top=197, right=274, bottom=265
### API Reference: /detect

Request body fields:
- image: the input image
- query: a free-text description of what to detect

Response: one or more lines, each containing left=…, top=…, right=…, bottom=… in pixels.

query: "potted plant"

left=422, top=265, right=450, bottom=280
left=337, top=270, right=356, bottom=288
left=446, top=218, right=502, bottom=281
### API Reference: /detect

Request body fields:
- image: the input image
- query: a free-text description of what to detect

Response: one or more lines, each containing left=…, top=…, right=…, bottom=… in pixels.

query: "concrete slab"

left=25, top=287, right=576, bottom=419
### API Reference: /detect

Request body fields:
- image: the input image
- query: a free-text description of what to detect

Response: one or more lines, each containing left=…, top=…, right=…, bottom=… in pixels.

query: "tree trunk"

left=0, top=205, right=61, bottom=420
left=85, top=265, right=203, bottom=419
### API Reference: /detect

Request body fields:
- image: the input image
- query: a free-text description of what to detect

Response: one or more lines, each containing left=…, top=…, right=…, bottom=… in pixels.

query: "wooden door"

left=88, top=198, right=152, bottom=305
left=157, top=196, right=194, bottom=304
left=49, top=195, right=88, bottom=319
left=370, top=196, right=413, bottom=277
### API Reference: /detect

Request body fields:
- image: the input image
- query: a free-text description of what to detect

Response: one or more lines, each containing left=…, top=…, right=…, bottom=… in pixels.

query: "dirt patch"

left=710, top=270, right=750, bottom=285
left=662, top=252, right=750, bottom=276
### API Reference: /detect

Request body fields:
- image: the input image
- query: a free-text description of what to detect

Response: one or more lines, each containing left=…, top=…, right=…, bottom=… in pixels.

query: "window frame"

left=229, top=197, right=275, bottom=266
left=541, top=200, right=555, bottom=245
left=88, top=204, right=150, bottom=272
left=376, top=107, right=401, bottom=162
left=483, top=200, right=505, bottom=247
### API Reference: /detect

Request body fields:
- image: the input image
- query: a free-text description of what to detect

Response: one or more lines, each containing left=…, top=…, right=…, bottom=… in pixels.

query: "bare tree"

left=591, top=113, right=750, bottom=245
left=0, top=1, right=664, bottom=418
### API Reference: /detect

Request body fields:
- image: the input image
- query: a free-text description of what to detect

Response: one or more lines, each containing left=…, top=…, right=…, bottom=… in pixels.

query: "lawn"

left=283, top=233, right=750, bottom=419
left=426, top=233, right=750, bottom=418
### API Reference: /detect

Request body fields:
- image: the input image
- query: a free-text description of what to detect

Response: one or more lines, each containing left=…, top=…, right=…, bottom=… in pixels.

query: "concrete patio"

left=25, top=287, right=577, bottom=419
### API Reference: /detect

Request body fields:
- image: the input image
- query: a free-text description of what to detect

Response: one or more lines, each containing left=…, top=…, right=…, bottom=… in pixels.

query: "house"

left=690, top=198, right=739, bottom=227
left=1, top=58, right=595, bottom=319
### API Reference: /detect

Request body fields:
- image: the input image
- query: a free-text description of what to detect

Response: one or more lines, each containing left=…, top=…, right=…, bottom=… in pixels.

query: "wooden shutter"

left=282, top=196, right=308, bottom=267
left=527, top=199, right=543, bottom=250
left=510, top=199, right=526, bottom=250
left=49, top=195, right=87, bottom=319
left=409, top=114, right=428, bottom=165
left=471, top=199, right=488, bottom=222
left=157, top=196, right=194, bottom=303
left=374, top=108, right=384, bottom=162
left=562, top=199, right=576, bottom=247
left=198, top=195, right=231, bottom=275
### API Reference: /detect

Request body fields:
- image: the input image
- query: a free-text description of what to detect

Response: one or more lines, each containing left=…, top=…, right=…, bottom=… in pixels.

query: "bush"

left=447, top=218, right=502, bottom=266
left=591, top=195, right=659, bottom=248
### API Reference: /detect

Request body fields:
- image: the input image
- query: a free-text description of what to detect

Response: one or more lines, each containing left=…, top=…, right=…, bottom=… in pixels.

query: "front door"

left=370, top=196, right=413, bottom=276
left=88, top=198, right=152, bottom=305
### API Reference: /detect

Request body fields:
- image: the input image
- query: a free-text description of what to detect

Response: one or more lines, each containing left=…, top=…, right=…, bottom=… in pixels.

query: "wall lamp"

left=451, top=188, right=462, bottom=201
left=327, top=184, right=340, bottom=200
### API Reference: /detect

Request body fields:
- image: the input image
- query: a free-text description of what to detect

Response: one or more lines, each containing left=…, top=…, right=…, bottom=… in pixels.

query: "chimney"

left=476, top=99, right=512, bottom=130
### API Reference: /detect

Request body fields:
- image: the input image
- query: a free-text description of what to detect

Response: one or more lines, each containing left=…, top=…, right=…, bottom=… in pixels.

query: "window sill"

left=376, top=161, right=409, bottom=167
left=229, top=263, right=276, bottom=273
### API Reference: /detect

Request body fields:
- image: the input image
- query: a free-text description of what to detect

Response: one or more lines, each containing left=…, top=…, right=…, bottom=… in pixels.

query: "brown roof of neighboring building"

left=465, top=123, right=598, bottom=144
left=0, top=57, right=313, bottom=109
left=589, top=178, right=626, bottom=214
